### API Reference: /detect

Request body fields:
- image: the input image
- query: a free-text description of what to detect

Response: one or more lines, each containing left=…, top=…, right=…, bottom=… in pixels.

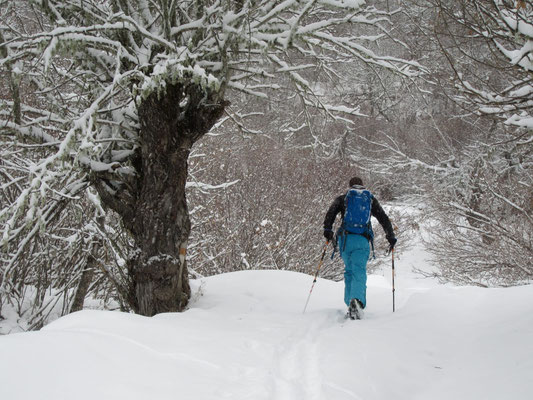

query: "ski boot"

left=348, top=299, right=363, bottom=320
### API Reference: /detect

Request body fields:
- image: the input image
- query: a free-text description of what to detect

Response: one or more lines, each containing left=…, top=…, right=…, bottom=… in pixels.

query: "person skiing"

left=323, top=176, right=397, bottom=319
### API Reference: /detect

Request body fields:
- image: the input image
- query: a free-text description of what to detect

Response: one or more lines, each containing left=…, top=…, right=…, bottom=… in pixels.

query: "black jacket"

left=323, top=186, right=395, bottom=241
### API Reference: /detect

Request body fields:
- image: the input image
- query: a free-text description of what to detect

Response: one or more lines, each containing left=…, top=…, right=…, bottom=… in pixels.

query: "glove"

left=323, top=229, right=334, bottom=241
left=387, top=236, right=397, bottom=250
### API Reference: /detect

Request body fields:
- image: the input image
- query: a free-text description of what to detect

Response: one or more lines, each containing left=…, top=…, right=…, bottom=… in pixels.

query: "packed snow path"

left=1, top=267, right=532, bottom=400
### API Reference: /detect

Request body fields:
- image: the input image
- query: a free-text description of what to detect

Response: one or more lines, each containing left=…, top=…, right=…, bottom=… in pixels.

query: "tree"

left=360, top=0, right=533, bottom=286
left=433, top=0, right=533, bottom=130
left=423, top=0, right=533, bottom=285
left=316, top=0, right=533, bottom=286
left=0, top=0, right=422, bottom=317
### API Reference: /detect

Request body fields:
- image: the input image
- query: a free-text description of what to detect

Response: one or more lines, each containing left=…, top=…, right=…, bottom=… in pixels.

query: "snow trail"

left=1, top=266, right=532, bottom=399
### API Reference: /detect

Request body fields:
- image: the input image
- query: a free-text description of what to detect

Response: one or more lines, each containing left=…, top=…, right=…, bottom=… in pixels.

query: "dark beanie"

left=349, top=176, right=363, bottom=186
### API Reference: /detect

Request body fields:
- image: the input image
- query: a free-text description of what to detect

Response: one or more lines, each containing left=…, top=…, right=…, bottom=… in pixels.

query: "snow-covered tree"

left=433, top=0, right=533, bottom=131
left=419, top=0, right=533, bottom=285
left=0, top=0, right=421, bottom=317
left=323, top=0, right=533, bottom=286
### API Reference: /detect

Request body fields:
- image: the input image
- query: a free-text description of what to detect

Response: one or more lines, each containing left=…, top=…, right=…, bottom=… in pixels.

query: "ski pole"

left=391, top=247, right=396, bottom=312
left=303, top=240, right=329, bottom=314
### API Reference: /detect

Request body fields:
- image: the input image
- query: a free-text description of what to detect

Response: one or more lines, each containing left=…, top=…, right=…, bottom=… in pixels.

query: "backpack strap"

left=336, top=229, right=375, bottom=260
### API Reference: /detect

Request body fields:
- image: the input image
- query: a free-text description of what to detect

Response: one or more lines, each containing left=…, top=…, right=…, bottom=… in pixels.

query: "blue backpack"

left=341, top=188, right=374, bottom=241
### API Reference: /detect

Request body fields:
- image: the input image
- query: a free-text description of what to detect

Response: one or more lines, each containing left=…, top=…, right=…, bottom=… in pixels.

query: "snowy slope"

left=1, top=264, right=532, bottom=400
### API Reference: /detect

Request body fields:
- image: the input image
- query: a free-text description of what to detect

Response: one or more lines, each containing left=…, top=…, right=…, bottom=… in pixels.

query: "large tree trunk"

left=70, top=256, right=95, bottom=313
left=96, top=81, right=225, bottom=316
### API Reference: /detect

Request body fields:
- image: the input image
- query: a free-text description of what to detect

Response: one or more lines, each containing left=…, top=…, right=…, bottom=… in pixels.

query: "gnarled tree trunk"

left=96, top=81, right=225, bottom=316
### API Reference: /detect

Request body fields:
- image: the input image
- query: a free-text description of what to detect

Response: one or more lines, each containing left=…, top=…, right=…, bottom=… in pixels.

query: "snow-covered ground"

left=1, top=240, right=533, bottom=399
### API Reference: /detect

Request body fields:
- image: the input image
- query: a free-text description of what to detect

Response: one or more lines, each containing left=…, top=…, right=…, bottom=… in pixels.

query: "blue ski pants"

left=338, top=234, right=370, bottom=308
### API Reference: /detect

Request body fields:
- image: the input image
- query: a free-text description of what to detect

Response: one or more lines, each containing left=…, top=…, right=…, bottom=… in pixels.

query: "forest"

left=0, top=0, right=531, bottom=331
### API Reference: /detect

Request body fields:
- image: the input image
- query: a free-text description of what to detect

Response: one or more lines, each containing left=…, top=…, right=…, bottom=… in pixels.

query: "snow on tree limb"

left=435, top=0, right=533, bottom=130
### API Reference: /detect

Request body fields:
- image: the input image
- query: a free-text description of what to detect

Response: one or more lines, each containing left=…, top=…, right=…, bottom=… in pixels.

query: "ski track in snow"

left=218, top=301, right=370, bottom=400
left=270, top=316, right=326, bottom=400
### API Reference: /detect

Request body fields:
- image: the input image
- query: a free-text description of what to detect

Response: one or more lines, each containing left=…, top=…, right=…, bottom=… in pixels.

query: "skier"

left=323, top=176, right=397, bottom=319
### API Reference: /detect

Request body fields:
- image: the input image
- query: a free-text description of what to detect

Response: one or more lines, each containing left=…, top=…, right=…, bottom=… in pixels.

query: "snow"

left=505, top=114, right=533, bottom=129
left=1, top=246, right=533, bottom=399
left=186, top=179, right=240, bottom=191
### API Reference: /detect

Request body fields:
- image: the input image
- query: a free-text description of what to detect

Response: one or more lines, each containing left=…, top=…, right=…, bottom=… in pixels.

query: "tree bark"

left=70, top=257, right=95, bottom=313
left=96, top=81, right=225, bottom=316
